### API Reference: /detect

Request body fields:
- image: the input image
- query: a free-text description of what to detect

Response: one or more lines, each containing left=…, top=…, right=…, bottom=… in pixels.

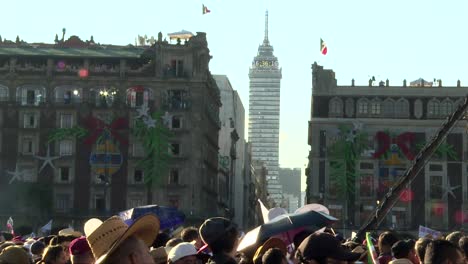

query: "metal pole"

left=353, top=95, right=468, bottom=242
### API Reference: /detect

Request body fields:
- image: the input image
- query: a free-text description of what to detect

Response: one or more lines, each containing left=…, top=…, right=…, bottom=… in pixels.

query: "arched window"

left=329, top=97, right=343, bottom=117
left=356, top=98, right=369, bottom=117
left=126, top=86, right=153, bottom=108
left=440, top=98, right=453, bottom=117
left=0, top=84, right=8, bottom=101
left=370, top=98, right=382, bottom=116
left=345, top=98, right=354, bottom=117
left=382, top=98, right=395, bottom=118
left=395, top=98, right=409, bottom=118
left=16, top=85, right=46, bottom=106
left=54, top=85, right=82, bottom=104
left=427, top=98, right=440, bottom=118
left=92, top=86, right=118, bottom=107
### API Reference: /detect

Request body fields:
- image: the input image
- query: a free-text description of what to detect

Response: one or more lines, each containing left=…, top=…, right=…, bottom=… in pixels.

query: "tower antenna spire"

left=264, top=10, right=269, bottom=45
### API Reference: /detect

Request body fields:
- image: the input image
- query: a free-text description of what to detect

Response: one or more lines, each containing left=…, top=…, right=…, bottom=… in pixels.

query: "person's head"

left=153, top=232, right=171, bottom=248
left=31, top=240, right=46, bottom=255
left=262, top=248, right=287, bottom=264
left=181, top=227, right=202, bottom=249
left=69, top=236, right=95, bottom=264
left=378, top=231, right=399, bottom=254
left=392, top=240, right=416, bottom=261
left=415, top=238, right=432, bottom=263
left=253, top=238, right=287, bottom=264
left=167, top=242, right=198, bottom=264
left=0, top=245, right=30, bottom=264
left=199, top=217, right=239, bottom=256
left=424, top=239, right=465, bottom=264
left=42, top=245, right=69, bottom=264
left=447, top=232, right=464, bottom=246
left=459, top=236, right=468, bottom=260
left=84, top=215, right=160, bottom=264
left=166, top=238, right=183, bottom=248
left=150, top=247, right=168, bottom=264
left=296, top=233, right=361, bottom=264
left=293, top=231, right=313, bottom=249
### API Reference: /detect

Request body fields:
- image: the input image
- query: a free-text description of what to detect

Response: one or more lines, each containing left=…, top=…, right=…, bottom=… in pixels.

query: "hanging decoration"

left=47, top=126, right=88, bottom=144
left=328, top=124, right=369, bottom=200
left=34, top=145, right=60, bottom=173
left=373, top=131, right=415, bottom=161
left=89, top=130, right=123, bottom=178
left=416, top=142, right=457, bottom=160
left=132, top=106, right=172, bottom=200
left=83, top=115, right=128, bottom=145
left=6, top=164, right=25, bottom=184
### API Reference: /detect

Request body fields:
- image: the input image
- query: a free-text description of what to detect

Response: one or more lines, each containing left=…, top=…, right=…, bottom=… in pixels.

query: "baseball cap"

left=69, top=236, right=91, bottom=256
left=168, top=242, right=197, bottom=262
left=199, top=217, right=237, bottom=246
left=297, top=233, right=361, bottom=262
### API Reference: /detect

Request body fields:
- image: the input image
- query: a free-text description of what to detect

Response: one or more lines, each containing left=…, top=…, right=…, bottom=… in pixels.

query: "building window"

left=132, top=142, right=144, bottom=157
left=166, top=59, right=184, bottom=77
left=0, top=85, right=8, bottom=101
left=172, top=116, right=182, bottom=129
left=23, top=113, right=37, bottom=128
left=357, top=98, right=369, bottom=116
left=164, top=90, right=190, bottom=110
left=59, top=167, right=70, bottom=182
left=134, top=169, right=143, bottom=183
left=370, top=99, right=381, bottom=115
left=126, top=86, right=152, bottom=108
left=345, top=98, right=354, bottom=117
left=395, top=98, right=409, bottom=118
left=170, top=143, right=180, bottom=156
left=440, top=99, right=453, bottom=117
left=430, top=175, right=443, bottom=199
left=414, top=99, right=423, bottom=119
left=128, top=197, right=143, bottom=208
left=360, top=174, right=374, bottom=197
left=169, top=168, right=179, bottom=184
left=59, top=140, right=73, bottom=156
left=22, top=137, right=34, bottom=154
left=17, top=85, right=45, bottom=106
left=55, top=194, right=71, bottom=212
left=382, top=98, right=395, bottom=118
left=95, top=194, right=105, bottom=211
left=428, top=99, right=440, bottom=118
left=60, top=114, right=73, bottom=128
left=329, top=97, right=343, bottom=117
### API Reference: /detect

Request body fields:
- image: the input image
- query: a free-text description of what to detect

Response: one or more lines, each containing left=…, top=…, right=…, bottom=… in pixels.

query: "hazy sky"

left=3, top=0, right=468, bottom=191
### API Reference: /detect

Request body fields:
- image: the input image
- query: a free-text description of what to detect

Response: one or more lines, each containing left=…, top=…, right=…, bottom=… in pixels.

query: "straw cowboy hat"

left=84, top=215, right=160, bottom=264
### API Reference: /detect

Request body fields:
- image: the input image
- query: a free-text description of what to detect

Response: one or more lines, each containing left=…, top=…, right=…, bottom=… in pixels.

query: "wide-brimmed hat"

left=297, top=233, right=361, bottom=262
left=59, top=228, right=83, bottom=238
left=84, top=214, right=160, bottom=264
left=253, top=237, right=287, bottom=263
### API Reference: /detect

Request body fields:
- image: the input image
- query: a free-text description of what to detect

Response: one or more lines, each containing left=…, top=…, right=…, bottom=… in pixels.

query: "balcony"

left=17, top=96, right=45, bottom=106
left=54, top=97, right=82, bottom=106
left=162, top=92, right=191, bottom=111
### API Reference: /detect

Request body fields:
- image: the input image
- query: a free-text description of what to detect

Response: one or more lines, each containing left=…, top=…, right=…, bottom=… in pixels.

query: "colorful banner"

left=418, top=225, right=442, bottom=238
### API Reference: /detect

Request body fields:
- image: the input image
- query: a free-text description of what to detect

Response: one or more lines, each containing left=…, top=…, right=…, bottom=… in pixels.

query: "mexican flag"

left=366, top=232, right=378, bottom=264
left=202, top=4, right=211, bottom=14
left=320, top=38, right=328, bottom=55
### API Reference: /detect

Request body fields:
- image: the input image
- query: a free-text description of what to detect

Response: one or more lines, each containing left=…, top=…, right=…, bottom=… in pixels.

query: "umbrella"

left=118, top=205, right=185, bottom=230
left=295, top=203, right=330, bottom=215
left=237, top=210, right=337, bottom=252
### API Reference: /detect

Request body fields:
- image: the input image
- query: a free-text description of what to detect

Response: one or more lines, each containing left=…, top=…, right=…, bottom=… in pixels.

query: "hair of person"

left=105, top=235, right=146, bottom=263
left=262, top=248, right=285, bottom=264
left=379, top=231, right=400, bottom=248
left=181, top=227, right=199, bottom=243
left=446, top=231, right=464, bottom=246
left=424, top=239, right=462, bottom=264
left=152, top=232, right=170, bottom=248
left=293, top=230, right=313, bottom=249
left=459, top=236, right=468, bottom=258
left=42, top=245, right=65, bottom=264
left=71, top=252, right=94, bottom=264
left=415, top=238, right=432, bottom=262
left=392, top=240, right=413, bottom=259
left=209, top=226, right=239, bottom=255
left=166, top=238, right=183, bottom=248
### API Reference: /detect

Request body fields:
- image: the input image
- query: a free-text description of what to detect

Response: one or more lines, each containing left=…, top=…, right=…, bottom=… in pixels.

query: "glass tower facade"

left=248, top=11, right=283, bottom=206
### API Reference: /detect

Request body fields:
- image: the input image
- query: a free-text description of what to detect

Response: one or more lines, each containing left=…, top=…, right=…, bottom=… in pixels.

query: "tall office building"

left=248, top=11, right=282, bottom=206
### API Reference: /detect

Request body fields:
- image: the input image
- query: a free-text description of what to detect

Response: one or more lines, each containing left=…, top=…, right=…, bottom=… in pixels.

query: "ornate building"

left=306, top=62, right=468, bottom=232
left=0, top=32, right=221, bottom=227
left=248, top=11, right=283, bottom=206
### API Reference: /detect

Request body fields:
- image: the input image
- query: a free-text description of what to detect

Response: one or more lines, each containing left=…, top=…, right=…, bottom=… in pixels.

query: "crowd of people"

left=0, top=213, right=467, bottom=264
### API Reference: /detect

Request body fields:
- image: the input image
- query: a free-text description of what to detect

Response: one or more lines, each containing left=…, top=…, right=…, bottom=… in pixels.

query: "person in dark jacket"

left=199, top=217, right=239, bottom=264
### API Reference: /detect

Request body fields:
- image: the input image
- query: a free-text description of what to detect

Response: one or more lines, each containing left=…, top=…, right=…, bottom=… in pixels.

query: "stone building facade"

left=0, top=32, right=221, bottom=227
left=306, top=62, right=468, bottom=232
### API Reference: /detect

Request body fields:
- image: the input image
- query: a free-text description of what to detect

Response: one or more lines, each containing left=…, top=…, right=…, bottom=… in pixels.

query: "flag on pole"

left=202, top=4, right=211, bottom=14
left=258, top=199, right=270, bottom=223
left=6, top=217, right=14, bottom=235
left=40, top=220, right=53, bottom=233
left=366, top=232, right=378, bottom=264
left=320, top=38, right=328, bottom=55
